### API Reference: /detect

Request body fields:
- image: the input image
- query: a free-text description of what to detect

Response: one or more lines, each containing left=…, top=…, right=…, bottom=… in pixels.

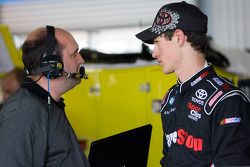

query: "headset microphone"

left=79, top=65, right=88, bottom=79
left=65, top=64, right=88, bottom=79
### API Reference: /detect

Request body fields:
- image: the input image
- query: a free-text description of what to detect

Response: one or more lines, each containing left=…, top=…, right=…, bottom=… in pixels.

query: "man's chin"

left=75, top=79, right=81, bottom=85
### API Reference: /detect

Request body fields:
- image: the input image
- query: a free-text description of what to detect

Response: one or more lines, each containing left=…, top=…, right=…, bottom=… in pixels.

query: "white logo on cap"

left=150, top=9, right=180, bottom=34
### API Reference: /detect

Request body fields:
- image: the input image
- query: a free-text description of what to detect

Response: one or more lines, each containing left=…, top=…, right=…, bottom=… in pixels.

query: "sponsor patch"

left=187, top=102, right=201, bottom=112
left=191, top=77, right=202, bottom=87
left=195, top=89, right=208, bottom=100
left=164, top=108, right=176, bottom=115
left=213, top=77, right=223, bottom=86
left=165, top=131, right=177, bottom=147
left=220, top=117, right=241, bottom=125
left=191, top=97, right=204, bottom=106
left=169, top=97, right=175, bottom=105
left=165, top=129, right=203, bottom=152
left=222, top=83, right=230, bottom=91
left=208, top=91, right=223, bottom=106
left=188, top=110, right=201, bottom=121
left=190, top=71, right=209, bottom=87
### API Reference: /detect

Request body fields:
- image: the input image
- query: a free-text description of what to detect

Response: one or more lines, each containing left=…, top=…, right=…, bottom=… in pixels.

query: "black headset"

left=25, top=25, right=64, bottom=79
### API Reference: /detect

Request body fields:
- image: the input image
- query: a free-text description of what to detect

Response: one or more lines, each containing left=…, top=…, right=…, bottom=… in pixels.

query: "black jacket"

left=0, top=78, right=90, bottom=167
left=160, top=65, right=250, bottom=167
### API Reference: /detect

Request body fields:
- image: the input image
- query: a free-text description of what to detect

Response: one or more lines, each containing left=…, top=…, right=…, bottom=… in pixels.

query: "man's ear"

left=174, top=29, right=186, bottom=46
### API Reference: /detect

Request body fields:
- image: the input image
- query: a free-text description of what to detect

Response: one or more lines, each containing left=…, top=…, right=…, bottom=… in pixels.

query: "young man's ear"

left=174, top=29, right=186, bottom=46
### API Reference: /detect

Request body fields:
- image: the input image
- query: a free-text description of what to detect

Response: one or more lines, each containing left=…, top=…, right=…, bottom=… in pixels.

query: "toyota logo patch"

left=195, top=89, right=207, bottom=100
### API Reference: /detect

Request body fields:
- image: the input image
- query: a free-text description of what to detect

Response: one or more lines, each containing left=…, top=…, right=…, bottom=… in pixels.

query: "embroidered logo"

left=165, top=131, right=177, bottom=147
left=169, top=97, right=175, bottom=105
left=164, top=107, right=176, bottom=115
left=187, top=102, right=202, bottom=121
left=191, top=71, right=209, bottom=87
left=165, top=129, right=203, bottom=152
left=213, top=77, right=223, bottom=86
left=222, top=83, right=230, bottom=91
left=220, top=117, right=241, bottom=125
left=187, top=102, right=201, bottom=112
left=150, top=8, right=179, bottom=34
left=208, top=91, right=223, bottom=106
left=191, top=97, right=204, bottom=106
left=188, top=110, right=201, bottom=121
left=195, top=89, right=207, bottom=100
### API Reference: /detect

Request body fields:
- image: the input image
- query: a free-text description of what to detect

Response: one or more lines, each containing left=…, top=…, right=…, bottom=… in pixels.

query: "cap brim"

left=135, top=27, right=158, bottom=44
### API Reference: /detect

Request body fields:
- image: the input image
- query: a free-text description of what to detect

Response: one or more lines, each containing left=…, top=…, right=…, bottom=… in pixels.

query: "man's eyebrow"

left=75, top=48, right=79, bottom=53
left=71, top=48, right=79, bottom=56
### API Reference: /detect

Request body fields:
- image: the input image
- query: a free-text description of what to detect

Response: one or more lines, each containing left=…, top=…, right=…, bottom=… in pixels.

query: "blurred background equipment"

left=0, top=67, right=25, bottom=109
left=80, top=44, right=153, bottom=64
left=204, top=36, right=230, bottom=68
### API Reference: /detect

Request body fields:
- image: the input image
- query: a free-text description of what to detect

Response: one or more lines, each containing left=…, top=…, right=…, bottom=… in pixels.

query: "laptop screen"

left=88, top=124, right=152, bottom=167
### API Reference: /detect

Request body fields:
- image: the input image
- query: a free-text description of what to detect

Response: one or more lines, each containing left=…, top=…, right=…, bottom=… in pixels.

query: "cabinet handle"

left=139, top=82, right=150, bottom=92
left=152, top=99, right=161, bottom=113
left=89, top=86, right=100, bottom=94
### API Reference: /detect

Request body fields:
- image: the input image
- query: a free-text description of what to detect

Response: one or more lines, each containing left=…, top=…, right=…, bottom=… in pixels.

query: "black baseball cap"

left=136, top=1, right=208, bottom=44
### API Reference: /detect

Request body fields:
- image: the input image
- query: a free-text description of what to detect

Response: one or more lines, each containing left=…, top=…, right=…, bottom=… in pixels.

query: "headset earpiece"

left=40, top=25, right=63, bottom=79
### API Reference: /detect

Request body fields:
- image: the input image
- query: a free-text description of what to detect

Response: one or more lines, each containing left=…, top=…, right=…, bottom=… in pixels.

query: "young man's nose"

left=152, top=47, right=159, bottom=58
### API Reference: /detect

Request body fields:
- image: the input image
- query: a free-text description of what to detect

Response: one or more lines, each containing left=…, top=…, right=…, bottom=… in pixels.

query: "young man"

left=136, top=1, right=250, bottom=167
left=0, top=26, right=90, bottom=167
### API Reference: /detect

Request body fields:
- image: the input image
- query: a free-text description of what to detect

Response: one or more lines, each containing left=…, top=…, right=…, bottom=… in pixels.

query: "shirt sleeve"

left=211, top=94, right=250, bottom=166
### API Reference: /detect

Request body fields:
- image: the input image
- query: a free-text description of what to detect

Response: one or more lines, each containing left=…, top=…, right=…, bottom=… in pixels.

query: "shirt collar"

left=21, top=77, right=65, bottom=109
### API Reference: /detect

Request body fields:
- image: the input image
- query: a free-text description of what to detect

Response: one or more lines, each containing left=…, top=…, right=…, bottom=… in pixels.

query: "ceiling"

left=0, top=0, right=196, bottom=34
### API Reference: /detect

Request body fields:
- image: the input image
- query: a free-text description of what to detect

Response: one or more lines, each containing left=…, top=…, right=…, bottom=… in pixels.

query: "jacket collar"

left=177, top=64, right=217, bottom=94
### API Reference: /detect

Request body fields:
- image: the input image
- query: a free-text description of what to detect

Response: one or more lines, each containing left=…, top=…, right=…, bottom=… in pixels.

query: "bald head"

left=25, top=27, right=73, bottom=43
left=25, top=27, right=46, bottom=41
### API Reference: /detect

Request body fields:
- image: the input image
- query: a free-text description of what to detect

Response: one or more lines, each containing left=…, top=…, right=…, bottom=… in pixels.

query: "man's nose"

left=77, top=52, right=84, bottom=63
